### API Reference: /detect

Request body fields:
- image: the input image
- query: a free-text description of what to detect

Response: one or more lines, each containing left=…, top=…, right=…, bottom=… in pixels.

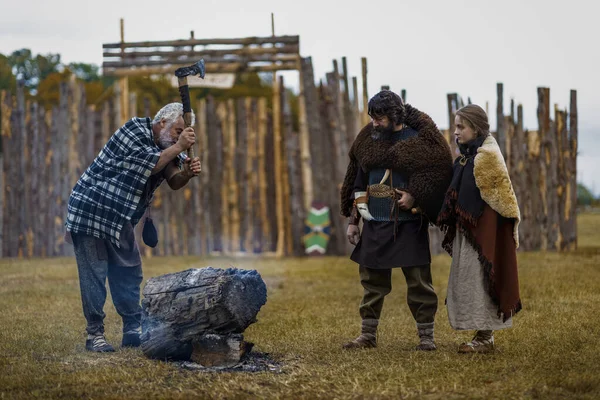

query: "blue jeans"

left=72, top=234, right=143, bottom=335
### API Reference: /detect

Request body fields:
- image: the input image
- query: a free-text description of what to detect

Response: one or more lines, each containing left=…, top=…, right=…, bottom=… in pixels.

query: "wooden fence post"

left=297, top=58, right=314, bottom=211
left=568, top=90, right=578, bottom=250
left=361, top=57, right=369, bottom=126
left=496, top=83, right=507, bottom=159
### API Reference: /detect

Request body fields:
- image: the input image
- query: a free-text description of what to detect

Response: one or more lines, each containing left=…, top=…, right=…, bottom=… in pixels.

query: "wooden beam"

left=102, top=35, right=300, bottom=49
left=103, top=45, right=300, bottom=58
left=103, top=54, right=299, bottom=68
left=103, top=62, right=300, bottom=76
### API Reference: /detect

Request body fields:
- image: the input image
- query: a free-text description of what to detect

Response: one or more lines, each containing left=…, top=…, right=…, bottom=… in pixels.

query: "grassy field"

left=1, top=214, right=599, bottom=400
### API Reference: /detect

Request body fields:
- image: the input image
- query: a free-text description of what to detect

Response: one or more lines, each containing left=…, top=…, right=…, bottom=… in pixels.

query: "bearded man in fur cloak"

left=340, top=90, right=453, bottom=350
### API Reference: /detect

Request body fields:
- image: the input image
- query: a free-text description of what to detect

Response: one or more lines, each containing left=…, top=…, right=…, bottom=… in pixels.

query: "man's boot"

left=342, top=319, right=378, bottom=349
left=122, top=327, right=142, bottom=348
left=416, top=322, right=437, bottom=351
left=86, top=333, right=115, bottom=352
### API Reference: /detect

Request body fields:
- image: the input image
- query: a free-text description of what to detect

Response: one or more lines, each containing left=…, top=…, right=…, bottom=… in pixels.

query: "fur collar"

left=350, top=104, right=446, bottom=173
left=474, top=135, right=521, bottom=247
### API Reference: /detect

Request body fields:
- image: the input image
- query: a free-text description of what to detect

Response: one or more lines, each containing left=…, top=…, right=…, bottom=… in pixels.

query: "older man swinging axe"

left=64, top=60, right=206, bottom=353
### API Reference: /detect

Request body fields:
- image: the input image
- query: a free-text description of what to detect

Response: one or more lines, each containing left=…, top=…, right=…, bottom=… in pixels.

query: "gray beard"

left=157, top=128, right=173, bottom=150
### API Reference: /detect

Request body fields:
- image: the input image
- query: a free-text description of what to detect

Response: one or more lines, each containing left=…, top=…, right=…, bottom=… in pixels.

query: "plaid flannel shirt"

left=66, top=117, right=185, bottom=246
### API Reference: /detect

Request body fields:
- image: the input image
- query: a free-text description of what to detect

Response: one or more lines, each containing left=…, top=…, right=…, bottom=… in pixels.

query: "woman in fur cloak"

left=437, top=104, right=522, bottom=353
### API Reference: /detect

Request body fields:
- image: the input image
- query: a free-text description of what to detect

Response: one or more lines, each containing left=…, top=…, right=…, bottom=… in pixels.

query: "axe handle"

left=177, top=76, right=195, bottom=159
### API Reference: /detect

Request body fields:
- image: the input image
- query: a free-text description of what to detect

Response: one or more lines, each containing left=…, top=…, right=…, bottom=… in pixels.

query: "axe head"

left=174, top=59, right=205, bottom=79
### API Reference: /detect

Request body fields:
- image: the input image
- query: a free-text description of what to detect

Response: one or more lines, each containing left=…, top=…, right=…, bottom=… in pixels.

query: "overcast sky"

left=1, top=0, right=598, bottom=193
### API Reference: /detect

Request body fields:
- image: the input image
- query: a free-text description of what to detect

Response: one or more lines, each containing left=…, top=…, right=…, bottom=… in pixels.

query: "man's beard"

left=157, top=127, right=174, bottom=150
left=372, top=121, right=395, bottom=140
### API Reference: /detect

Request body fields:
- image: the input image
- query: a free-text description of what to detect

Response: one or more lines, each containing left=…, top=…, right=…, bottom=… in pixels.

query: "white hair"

left=152, top=102, right=195, bottom=127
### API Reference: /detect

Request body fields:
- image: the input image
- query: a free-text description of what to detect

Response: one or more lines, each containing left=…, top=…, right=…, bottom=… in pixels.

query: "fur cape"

left=474, top=135, right=520, bottom=247
left=340, top=104, right=453, bottom=223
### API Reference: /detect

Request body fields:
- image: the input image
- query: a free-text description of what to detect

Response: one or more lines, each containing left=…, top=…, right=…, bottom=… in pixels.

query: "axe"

left=174, top=59, right=205, bottom=159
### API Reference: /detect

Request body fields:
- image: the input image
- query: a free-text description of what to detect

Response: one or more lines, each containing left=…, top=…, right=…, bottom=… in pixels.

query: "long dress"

left=446, top=205, right=514, bottom=331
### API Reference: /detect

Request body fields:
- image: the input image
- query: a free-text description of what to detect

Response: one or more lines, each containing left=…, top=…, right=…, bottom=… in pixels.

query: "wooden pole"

left=505, top=98, right=514, bottom=172
left=556, top=105, right=568, bottom=251
left=352, top=76, right=360, bottom=130
left=514, top=104, right=528, bottom=249
left=1, top=91, right=14, bottom=256
left=325, top=72, right=348, bottom=255
left=273, top=74, right=285, bottom=257
left=446, top=93, right=458, bottom=157
left=41, top=105, right=52, bottom=256
left=271, top=13, right=275, bottom=37
left=15, top=84, right=26, bottom=257
left=282, top=83, right=305, bottom=256
left=0, top=91, right=8, bottom=256
left=297, top=56, right=314, bottom=211
left=300, top=57, right=323, bottom=206
left=266, top=105, right=278, bottom=251
left=22, top=98, right=33, bottom=257
left=244, top=97, right=256, bottom=253
left=119, top=19, right=128, bottom=125
left=341, top=57, right=356, bottom=146
left=280, top=76, right=293, bottom=256
left=206, top=97, right=223, bottom=253
left=258, top=97, right=270, bottom=252
left=197, top=98, right=209, bottom=255
left=568, top=90, right=578, bottom=250
left=236, top=98, right=249, bottom=252
left=216, top=102, right=231, bottom=255
left=546, top=95, right=560, bottom=251
left=361, top=57, right=369, bottom=126
left=496, top=83, right=506, bottom=159
left=227, top=99, right=240, bottom=253
left=333, top=60, right=349, bottom=163
left=524, top=92, right=542, bottom=250
left=536, top=87, right=552, bottom=250
left=29, top=102, right=39, bottom=256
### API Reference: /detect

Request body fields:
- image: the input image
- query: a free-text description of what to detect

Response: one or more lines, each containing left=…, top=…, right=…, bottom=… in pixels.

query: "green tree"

left=36, top=68, right=72, bottom=108
left=68, top=62, right=101, bottom=82
left=0, top=53, right=16, bottom=93
left=8, top=49, right=61, bottom=92
left=577, top=183, right=597, bottom=206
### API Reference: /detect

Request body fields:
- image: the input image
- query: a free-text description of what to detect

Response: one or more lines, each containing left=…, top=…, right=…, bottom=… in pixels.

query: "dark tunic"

left=350, top=153, right=431, bottom=269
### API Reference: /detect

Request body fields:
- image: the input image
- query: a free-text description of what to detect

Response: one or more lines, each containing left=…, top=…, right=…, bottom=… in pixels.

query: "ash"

left=173, top=352, right=283, bottom=373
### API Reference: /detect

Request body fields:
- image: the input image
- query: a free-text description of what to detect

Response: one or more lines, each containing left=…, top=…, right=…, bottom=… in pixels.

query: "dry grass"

left=1, top=214, right=599, bottom=399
